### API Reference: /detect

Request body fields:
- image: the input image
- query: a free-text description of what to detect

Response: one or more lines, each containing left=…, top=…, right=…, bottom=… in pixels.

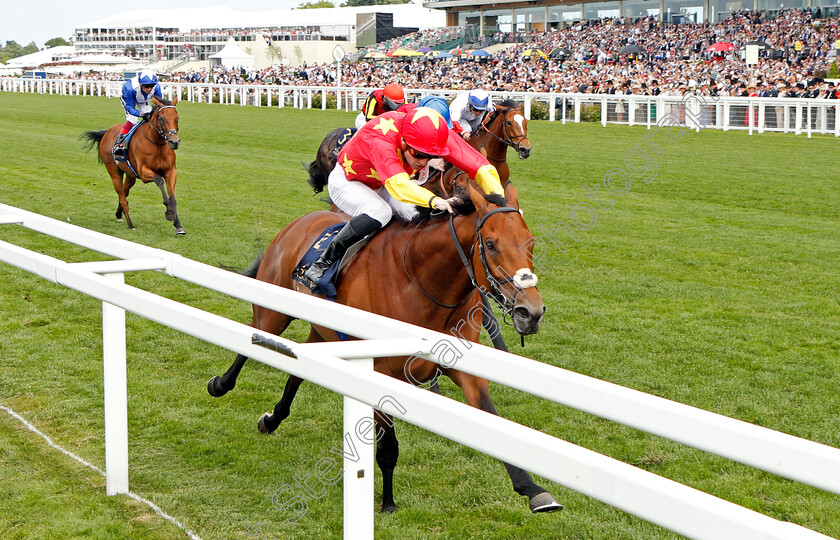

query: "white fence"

left=1, top=202, right=839, bottom=539
left=2, top=76, right=839, bottom=137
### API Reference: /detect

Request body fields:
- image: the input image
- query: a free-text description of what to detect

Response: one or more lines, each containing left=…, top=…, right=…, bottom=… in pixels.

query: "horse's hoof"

left=380, top=505, right=396, bottom=514
left=529, top=492, right=563, bottom=513
left=207, top=376, right=228, bottom=397
left=175, top=227, right=186, bottom=236
left=257, top=412, right=275, bottom=434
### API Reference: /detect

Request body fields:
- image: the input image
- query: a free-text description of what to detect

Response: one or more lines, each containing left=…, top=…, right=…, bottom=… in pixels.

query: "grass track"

left=0, top=91, right=838, bottom=539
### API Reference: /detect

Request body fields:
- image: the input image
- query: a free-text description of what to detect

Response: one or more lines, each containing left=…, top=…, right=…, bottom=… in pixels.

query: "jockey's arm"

left=383, top=172, right=443, bottom=208
left=443, top=133, right=504, bottom=197
left=121, top=85, right=142, bottom=117
left=363, top=92, right=379, bottom=121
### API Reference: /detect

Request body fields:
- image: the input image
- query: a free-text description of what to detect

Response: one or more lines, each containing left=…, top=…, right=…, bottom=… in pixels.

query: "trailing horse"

left=81, top=96, right=184, bottom=235
left=207, top=181, right=561, bottom=514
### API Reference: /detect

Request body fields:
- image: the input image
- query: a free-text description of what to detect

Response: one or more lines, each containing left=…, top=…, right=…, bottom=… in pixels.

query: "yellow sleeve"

left=474, top=164, right=504, bottom=197
left=363, top=94, right=378, bottom=121
left=383, top=173, right=439, bottom=208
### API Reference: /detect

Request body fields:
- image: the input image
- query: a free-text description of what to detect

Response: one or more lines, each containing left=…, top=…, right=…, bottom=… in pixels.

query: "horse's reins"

left=144, top=105, right=178, bottom=146
left=477, top=108, right=529, bottom=163
left=402, top=206, right=528, bottom=322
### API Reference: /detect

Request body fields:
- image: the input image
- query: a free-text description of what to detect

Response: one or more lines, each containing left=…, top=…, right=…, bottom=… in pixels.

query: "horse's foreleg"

left=452, top=373, right=563, bottom=513
left=258, top=374, right=304, bottom=434
left=156, top=169, right=185, bottom=235
left=481, top=293, right=509, bottom=352
left=375, top=411, right=399, bottom=513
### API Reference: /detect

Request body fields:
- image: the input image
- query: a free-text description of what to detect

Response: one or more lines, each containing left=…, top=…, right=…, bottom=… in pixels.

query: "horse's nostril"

left=513, top=307, right=531, bottom=320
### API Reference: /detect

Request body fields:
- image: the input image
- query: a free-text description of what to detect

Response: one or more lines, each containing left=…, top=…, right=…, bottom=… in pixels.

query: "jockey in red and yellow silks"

left=303, top=107, right=503, bottom=286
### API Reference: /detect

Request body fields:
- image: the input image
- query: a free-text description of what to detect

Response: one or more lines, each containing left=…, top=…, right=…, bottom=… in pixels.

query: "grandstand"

left=71, top=5, right=446, bottom=68
left=424, top=0, right=839, bottom=28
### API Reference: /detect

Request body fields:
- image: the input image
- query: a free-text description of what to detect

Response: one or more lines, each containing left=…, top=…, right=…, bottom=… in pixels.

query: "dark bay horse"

left=81, top=97, right=184, bottom=235
left=207, top=182, right=561, bottom=514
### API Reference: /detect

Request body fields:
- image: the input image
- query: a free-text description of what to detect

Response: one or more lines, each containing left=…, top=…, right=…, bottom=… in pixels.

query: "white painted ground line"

left=0, top=404, right=202, bottom=540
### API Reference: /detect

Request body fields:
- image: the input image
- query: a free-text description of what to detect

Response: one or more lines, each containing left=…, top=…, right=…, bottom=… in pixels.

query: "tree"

left=341, top=0, right=409, bottom=5
left=295, top=0, right=335, bottom=7
left=45, top=37, right=70, bottom=48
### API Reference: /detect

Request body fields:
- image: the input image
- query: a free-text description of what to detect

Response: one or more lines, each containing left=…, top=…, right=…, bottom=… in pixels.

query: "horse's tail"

left=80, top=130, right=108, bottom=163
left=243, top=252, right=263, bottom=279
left=304, top=160, right=327, bottom=194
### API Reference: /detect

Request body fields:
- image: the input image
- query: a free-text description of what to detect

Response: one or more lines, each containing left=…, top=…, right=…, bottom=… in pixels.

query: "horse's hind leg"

left=107, top=164, right=134, bottom=229
left=256, top=328, right=323, bottom=434
left=208, top=307, right=294, bottom=397
left=257, top=374, right=304, bottom=434
left=375, top=411, right=399, bottom=513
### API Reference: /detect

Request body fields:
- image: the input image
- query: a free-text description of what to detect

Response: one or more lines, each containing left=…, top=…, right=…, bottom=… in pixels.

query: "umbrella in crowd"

left=618, top=44, right=646, bottom=55
left=521, top=48, right=548, bottom=59
left=708, top=42, right=735, bottom=52
left=548, top=47, right=572, bottom=58
left=363, top=51, right=387, bottom=59
left=469, top=49, right=491, bottom=57
left=418, top=47, right=432, bottom=53
left=391, top=48, right=423, bottom=57
left=426, top=50, right=452, bottom=59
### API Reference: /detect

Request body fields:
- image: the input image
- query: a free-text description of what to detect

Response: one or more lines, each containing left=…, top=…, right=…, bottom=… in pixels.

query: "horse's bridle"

left=145, top=105, right=179, bottom=146
left=478, top=108, right=529, bottom=162
left=402, top=207, right=530, bottom=322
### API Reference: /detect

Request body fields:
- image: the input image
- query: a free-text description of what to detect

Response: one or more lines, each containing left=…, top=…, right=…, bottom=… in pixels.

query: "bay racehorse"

left=81, top=97, right=184, bottom=235
left=207, top=181, right=561, bottom=514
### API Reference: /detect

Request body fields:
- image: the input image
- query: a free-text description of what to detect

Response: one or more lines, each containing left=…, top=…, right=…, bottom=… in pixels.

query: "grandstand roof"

left=75, top=5, right=446, bottom=32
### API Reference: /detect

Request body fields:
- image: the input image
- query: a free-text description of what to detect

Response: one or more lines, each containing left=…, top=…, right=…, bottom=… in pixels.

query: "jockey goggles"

left=407, top=146, right=438, bottom=161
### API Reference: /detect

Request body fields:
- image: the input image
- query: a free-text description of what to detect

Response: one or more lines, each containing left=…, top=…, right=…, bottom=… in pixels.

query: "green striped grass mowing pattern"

left=0, top=91, right=838, bottom=539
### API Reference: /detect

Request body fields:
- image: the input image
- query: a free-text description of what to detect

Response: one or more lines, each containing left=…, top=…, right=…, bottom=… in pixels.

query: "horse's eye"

left=484, top=239, right=496, bottom=252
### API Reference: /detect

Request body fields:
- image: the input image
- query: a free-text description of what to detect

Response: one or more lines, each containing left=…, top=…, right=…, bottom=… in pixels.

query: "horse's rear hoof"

left=257, top=412, right=275, bottom=434
left=207, top=376, right=229, bottom=397
left=529, top=492, right=563, bottom=513
left=380, top=504, right=396, bottom=514
left=175, top=227, right=186, bottom=236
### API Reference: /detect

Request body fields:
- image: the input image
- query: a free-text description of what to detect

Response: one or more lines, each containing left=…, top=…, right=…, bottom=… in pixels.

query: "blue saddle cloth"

left=290, top=223, right=346, bottom=299
left=330, top=127, right=357, bottom=160
left=112, top=120, right=146, bottom=177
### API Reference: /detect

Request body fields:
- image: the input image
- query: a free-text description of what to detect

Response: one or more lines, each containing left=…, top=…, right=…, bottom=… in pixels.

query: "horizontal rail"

left=0, top=237, right=830, bottom=539
left=2, top=202, right=839, bottom=497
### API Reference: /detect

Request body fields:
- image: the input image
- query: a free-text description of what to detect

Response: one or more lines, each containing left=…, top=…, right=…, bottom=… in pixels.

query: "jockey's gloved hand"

left=141, top=112, right=152, bottom=122
left=433, top=196, right=457, bottom=214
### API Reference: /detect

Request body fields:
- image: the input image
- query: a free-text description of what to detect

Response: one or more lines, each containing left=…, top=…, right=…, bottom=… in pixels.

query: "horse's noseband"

left=153, top=105, right=179, bottom=146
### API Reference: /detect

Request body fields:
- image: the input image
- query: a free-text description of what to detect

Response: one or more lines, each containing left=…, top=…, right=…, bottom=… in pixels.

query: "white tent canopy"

left=208, top=38, right=255, bottom=69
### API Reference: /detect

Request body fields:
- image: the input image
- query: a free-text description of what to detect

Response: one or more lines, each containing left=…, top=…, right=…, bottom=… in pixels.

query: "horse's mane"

left=498, top=99, right=519, bottom=110
left=407, top=192, right=507, bottom=225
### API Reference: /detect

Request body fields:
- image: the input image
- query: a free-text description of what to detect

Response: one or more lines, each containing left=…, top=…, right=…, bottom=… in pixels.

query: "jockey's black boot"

left=113, top=134, right=128, bottom=158
left=304, top=214, right=381, bottom=284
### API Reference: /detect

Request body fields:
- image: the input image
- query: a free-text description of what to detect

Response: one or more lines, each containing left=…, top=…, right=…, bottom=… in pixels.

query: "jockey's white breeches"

left=124, top=104, right=153, bottom=123
left=354, top=112, right=367, bottom=130
left=327, top=163, right=419, bottom=226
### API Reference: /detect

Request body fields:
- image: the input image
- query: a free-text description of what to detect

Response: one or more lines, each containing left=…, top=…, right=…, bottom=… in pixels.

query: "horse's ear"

left=504, top=183, right=520, bottom=211
left=172, top=95, right=179, bottom=105
left=467, top=181, right=490, bottom=215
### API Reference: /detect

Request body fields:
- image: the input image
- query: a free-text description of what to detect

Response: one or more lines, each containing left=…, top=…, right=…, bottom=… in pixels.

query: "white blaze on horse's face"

left=513, top=268, right=538, bottom=289
left=513, top=114, right=526, bottom=133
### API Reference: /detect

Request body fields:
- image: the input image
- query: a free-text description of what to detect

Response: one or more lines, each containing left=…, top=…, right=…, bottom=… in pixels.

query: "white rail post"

left=102, top=271, right=129, bottom=495
left=344, top=357, right=374, bottom=539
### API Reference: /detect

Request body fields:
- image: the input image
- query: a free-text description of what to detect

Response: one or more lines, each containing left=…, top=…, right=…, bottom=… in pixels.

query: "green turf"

left=0, top=91, right=838, bottom=539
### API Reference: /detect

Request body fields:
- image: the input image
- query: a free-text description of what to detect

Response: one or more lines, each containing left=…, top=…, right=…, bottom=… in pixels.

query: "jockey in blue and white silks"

left=449, top=89, right=494, bottom=141
left=114, top=70, right=169, bottom=157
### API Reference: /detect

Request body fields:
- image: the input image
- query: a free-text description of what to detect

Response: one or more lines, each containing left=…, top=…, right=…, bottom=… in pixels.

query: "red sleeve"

left=443, top=130, right=489, bottom=177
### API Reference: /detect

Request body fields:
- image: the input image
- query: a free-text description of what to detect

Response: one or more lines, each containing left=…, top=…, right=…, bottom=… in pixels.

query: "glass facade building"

left=428, top=0, right=825, bottom=31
